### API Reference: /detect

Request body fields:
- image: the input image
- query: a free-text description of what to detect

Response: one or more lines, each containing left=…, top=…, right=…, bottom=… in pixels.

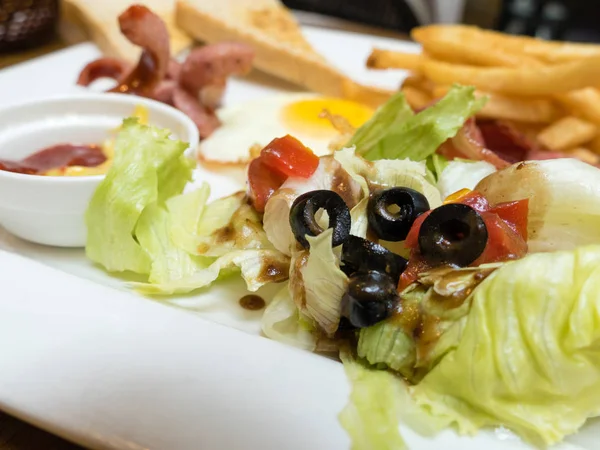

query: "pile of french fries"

left=367, top=25, right=600, bottom=164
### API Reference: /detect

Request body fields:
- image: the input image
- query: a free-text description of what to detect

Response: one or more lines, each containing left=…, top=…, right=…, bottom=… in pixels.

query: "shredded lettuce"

left=299, top=229, right=348, bottom=336
left=334, top=148, right=442, bottom=209
left=411, top=245, right=600, bottom=446
left=261, top=282, right=317, bottom=351
left=352, top=85, right=485, bottom=162
left=85, top=118, right=193, bottom=274
left=437, top=160, right=496, bottom=199
left=347, top=91, right=414, bottom=158
left=340, top=350, right=407, bottom=450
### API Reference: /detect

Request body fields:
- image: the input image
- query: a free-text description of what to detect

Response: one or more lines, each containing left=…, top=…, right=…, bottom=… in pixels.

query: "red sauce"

left=0, top=144, right=106, bottom=175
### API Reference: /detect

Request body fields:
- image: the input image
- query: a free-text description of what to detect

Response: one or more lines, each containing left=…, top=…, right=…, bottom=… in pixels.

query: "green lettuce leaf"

left=334, top=148, right=442, bottom=209
left=261, top=282, right=317, bottom=351
left=300, top=229, right=349, bottom=336
left=354, top=85, right=485, bottom=162
left=347, top=91, right=414, bottom=157
left=85, top=118, right=192, bottom=274
left=437, top=159, right=495, bottom=199
left=135, top=248, right=288, bottom=295
left=135, top=202, right=207, bottom=285
left=339, top=350, right=407, bottom=450
left=412, top=245, right=600, bottom=446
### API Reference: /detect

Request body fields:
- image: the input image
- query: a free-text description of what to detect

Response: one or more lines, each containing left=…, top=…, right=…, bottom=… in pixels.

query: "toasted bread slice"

left=175, top=0, right=392, bottom=107
left=62, top=0, right=192, bottom=62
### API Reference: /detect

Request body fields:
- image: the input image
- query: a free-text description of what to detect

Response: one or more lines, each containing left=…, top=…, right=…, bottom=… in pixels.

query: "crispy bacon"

left=179, top=42, right=254, bottom=109
left=438, top=118, right=511, bottom=169
left=172, top=87, right=221, bottom=138
left=110, top=4, right=170, bottom=96
left=77, top=58, right=131, bottom=86
left=75, top=5, right=255, bottom=139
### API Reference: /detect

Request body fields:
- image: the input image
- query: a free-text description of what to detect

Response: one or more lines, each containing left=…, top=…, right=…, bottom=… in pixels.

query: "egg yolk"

left=281, top=98, right=373, bottom=138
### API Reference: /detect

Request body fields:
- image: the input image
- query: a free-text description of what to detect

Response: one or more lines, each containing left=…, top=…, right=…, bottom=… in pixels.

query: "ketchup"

left=0, top=144, right=106, bottom=175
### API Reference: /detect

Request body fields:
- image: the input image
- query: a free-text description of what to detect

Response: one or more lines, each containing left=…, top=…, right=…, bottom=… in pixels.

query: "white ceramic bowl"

left=0, top=93, right=199, bottom=247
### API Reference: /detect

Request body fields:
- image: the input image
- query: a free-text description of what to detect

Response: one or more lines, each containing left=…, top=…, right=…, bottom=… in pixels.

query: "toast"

left=62, top=0, right=192, bottom=62
left=175, top=0, right=393, bottom=107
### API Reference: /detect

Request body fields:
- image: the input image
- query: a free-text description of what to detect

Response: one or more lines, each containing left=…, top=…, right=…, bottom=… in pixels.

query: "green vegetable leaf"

left=358, top=320, right=416, bottom=378
left=85, top=118, right=192, bottom=274
left=261, top=282, right=317, bottom=351
left=347, top=90, right=414, bottom=157
left=412, top=245, right=600, bottom=446
left=300, top=229, right=349, bottom=336
left=355, top=85, right=485, bottom=162
left=339, top=350, right=407, bottom=450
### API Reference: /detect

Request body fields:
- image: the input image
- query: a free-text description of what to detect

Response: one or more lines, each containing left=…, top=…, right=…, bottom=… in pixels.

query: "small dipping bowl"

left=0, top=93, right=199, bottom=247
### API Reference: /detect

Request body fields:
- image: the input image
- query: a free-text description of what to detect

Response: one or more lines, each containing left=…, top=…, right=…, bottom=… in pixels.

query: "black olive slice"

left=367, top=187, right=430, bottom=241
left=341, top=270, right=399, bottom=328
left=341, top=235, right=407, bottom=283
left=418, top=203, right=488, bottom=267
left=289, top=190, right=351, bottom=249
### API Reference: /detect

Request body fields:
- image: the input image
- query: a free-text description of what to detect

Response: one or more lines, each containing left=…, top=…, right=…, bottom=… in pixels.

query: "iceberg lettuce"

left=411, top=245, right=600, bottom=446
left=351, top=85, right=485, bottom=162
left=85, top=118, right=193, bottom=274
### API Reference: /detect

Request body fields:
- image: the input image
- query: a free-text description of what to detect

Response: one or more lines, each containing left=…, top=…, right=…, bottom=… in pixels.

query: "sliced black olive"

left=341, top=270, right=399, bottom=328
left=289, top=190, right=351, bottom=249
left=367, top=187, right=430, bottom=242
left=418, top=203, right=488, bottom=267
left=341, top=235, right=407, bottom=283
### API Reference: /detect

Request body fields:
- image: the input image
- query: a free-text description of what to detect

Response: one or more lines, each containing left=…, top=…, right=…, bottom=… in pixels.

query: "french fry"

left=565, top=147, right=600, bottom=165
left=401, top=74, right=436, bottom=94
left=420, top=54, right=600, bottom=96
left=401, top=86, right=431, bottom=110
left=413, top=25, right=600, bottom=64
left=537, top=116, right=597, bottom=151
left=555, top=88, right=600, bottom=126
left=588, top=134, right=600, bottom=154
left=477, top=92, right=560, bottom=123
left=413, top=27, right=541, bottom=68
left=366, top=48, right=422, bottom=71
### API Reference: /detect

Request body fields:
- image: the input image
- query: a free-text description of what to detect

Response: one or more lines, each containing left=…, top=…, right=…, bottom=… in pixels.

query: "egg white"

left=198, top=93, right=339, bottom=164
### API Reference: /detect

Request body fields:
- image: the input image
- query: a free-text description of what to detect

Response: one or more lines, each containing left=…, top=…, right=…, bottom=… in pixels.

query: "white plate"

left=0, top=26, right=595, bottom=450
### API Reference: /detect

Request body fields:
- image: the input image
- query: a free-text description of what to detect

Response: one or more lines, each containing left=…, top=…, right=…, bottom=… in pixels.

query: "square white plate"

left=0, top=26, right=596, bottom=450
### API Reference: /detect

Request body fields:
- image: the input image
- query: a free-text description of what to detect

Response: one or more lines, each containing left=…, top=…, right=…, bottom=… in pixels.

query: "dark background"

left=282, top=0, right=600, bottom=43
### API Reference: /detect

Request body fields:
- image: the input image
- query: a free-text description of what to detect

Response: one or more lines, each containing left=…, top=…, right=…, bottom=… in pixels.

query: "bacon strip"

left=179, top=42, right=254, bottom=109
left=110, top=4, right=170, bottom=96
left=77, top=58, right=131, bottom=86
left=172, top=87, right=221, bottom=138
left=75, top=5, right=254, bottom=140
left=438, top=118, right=510, bottom=169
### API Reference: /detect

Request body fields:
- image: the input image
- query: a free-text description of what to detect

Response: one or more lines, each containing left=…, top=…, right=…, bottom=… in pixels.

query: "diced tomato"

left=475, top=212, right=528, bottom=263
left=488, top=199, right=529, bottom=240
left=247, top=135, right=319, bottom=213
left=398, top=257, right=429, bottom=291
left=404, top=212, right=429, bottom=250
left=247, top=157, right=287, bottom=213
left=449, top=190, right=490, bottom=212
left=260, top=135, right=319, bottom=178
left=399, top=190, right=529, bottom=292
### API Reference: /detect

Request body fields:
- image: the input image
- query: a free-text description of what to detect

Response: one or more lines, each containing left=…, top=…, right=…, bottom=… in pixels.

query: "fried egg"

left=198, top=93, right=373, bottom=164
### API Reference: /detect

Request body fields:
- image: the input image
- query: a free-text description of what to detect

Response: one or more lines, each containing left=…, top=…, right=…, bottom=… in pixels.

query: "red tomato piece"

left=247, top=157, right=287, bottom=213
left=488, top=199, right=529, bottom=241
left=398, top=257, right=429, bottom=291
left=260, top=135, right=319, bottom=178
left=404, top=212, right=429, bottom=250
left=475, top=212, right=528, bottom=264
left=451, top=190, right=490, bottom=212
